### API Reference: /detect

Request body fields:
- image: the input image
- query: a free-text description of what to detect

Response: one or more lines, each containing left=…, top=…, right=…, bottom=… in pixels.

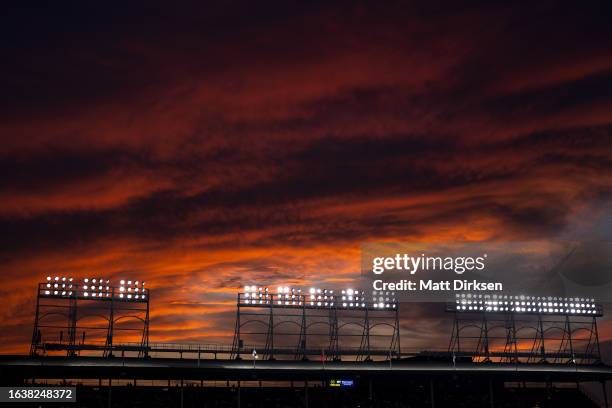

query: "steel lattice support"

left=30, top=280, right=150, bottom=358
left=231, top=287, right=400, bottom=361
left=447, top=295, right=603, bottom=364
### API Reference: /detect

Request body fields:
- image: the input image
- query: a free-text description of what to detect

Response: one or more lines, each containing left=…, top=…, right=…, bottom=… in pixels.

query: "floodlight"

left=452, top=293, right=601, bottom=316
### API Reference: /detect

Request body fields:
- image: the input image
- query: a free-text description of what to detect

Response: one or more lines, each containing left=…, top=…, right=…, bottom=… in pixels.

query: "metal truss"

left=30, top=282, right=150, bottom=358
left=447, top=304, right=602, bottom=364
left=231, top=291, right=400, bottom=361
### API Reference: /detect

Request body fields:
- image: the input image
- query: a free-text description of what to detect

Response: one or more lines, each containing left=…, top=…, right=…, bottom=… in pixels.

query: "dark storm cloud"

left=0, top=149, right=149, bottom=191
left=486, top=70, right=612, bottom=120
left=2, top=121, right=610, bottom=256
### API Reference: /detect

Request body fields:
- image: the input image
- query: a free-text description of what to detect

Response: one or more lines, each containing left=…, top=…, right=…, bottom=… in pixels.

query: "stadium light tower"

left=447, top=293, right=603, bottom=364
left=31, top=276, right=150, bottom=357
left=232, top=285, right=400, bottom=361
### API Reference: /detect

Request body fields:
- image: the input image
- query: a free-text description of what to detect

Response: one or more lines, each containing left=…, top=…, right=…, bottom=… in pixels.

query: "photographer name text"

left=373, top=279, right=503, bottom=292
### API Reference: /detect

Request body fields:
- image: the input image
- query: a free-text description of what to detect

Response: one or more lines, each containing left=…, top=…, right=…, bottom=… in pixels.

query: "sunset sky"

left=1, top=2, right=612, bottom=354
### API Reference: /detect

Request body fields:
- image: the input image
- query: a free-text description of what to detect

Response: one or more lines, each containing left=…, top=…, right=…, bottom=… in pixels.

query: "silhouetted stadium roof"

left=2, top=355, right=611, bottom=382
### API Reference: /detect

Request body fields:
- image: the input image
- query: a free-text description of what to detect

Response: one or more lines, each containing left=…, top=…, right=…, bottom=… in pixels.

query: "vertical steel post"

left=236, top=294, right=241, bottom=359
left=538, top=313, right=546, bottom=362
left=269, top=294, right=274, bottom=360
left=299, top=295, right=307, bottom=359
left=30, top=284, right=41, bottom=355
left=510, top=313, right=518, bottom=362
left=364, top=306, right=371, bottom=360
left=144, top=291, right=150, bottom=357
left=394, top=305, right=401, bottom=358
left=107, top=289, right=114, bottom=357
left=68, top=295, right=78, bottom=356
left=565, top=315, right=575, bottom=363
left=483, top=313, right=490, bottom=361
